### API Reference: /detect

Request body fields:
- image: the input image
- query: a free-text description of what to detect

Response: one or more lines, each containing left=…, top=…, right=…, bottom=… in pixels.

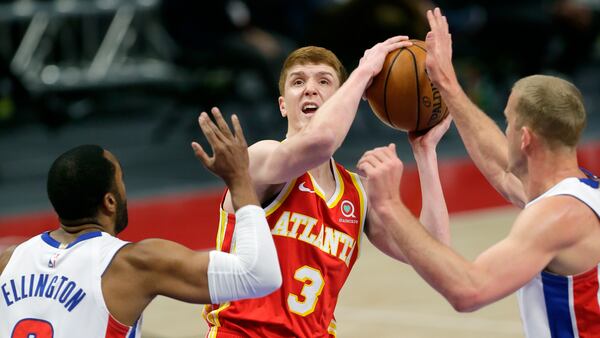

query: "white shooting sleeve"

left=207, top=205, right=282, bottom=303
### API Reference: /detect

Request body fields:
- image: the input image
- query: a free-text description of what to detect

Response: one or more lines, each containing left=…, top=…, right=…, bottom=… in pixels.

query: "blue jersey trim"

left=41, top=231, right=103, bottom=249
left=579, top=167, right=599, bottom=188
left=541, top=272, right=575, bottom=338
left=41, top=232, right=61, bottom=248
left=128, top=318, right=139, bottom=338
left=579, top=178, right=599, bottom=189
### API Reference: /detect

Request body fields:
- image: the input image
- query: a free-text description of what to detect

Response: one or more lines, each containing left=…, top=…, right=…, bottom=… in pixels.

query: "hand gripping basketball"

left=366, top=39, right=449, bottom=132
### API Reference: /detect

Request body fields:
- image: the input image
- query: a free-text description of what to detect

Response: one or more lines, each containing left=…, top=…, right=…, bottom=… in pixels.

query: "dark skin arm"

left=0, top=245, right=17, bottom=275
left=103, top=108, right=260, bottom=325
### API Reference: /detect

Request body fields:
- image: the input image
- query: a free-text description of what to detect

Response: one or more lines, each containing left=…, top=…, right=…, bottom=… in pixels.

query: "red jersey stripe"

left=572, top=265, right=600, bottom=337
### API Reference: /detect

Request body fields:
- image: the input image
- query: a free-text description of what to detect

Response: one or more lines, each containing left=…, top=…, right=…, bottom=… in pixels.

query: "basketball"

left=365, top=40, right=448, bottom=132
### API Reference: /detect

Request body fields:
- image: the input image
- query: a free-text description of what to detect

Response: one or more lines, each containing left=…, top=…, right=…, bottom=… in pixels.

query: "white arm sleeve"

left=207, top=205, right=282, bottom=303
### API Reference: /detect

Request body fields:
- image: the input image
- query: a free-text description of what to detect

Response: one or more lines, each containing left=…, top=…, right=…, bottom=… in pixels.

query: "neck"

left=522, top=146, right=582, bottom=201
left=308, top=159, right=334, bottom=183
left=52, top=222, right=111, bottom=243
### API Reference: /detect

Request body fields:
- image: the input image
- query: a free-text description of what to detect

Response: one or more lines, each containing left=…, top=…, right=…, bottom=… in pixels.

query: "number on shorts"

left=287, top=265, right=325, bottom=316
left=12, top=319, right=54, bottom=338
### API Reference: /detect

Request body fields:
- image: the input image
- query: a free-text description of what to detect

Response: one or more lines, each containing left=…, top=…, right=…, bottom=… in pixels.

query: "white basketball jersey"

left=0, top=231, right=142, bottom=338
left=518, top=176, right=600, bottom=338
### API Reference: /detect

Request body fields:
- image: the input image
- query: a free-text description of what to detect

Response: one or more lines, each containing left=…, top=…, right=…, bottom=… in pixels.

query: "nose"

left=304, top=79, right=318, bottom=96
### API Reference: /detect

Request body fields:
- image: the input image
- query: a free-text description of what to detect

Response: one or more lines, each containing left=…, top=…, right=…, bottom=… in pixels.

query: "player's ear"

left=103, top=192, right=117, bottom=213
left=278, top=96, right=287, bottom=117
left=521, top=126, right=532, bottom=152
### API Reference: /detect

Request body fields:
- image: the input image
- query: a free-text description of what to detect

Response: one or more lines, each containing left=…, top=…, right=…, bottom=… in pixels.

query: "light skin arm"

left=360, top=149, right=587, bottom=311
left=363, top=117, right=452, bottom=263
left=409, top=116, right=452, bottom=245
left=425, top=8, right=526, bottom=207
left=104, top=109, right=268, bottom=325
left=222, top=37, right=414, bottom=212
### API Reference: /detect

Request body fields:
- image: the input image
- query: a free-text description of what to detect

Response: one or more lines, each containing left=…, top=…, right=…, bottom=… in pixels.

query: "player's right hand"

left=191, top=107, right=249, bottom=185
left=359, top=36, right=413, bottom=83
left=357, top=144, right=404, bottom=208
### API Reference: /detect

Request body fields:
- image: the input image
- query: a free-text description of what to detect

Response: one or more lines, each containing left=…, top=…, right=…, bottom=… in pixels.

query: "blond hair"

left=278, top=46, right=348, bottom=96
left=512, top=75, right=586, bottom=148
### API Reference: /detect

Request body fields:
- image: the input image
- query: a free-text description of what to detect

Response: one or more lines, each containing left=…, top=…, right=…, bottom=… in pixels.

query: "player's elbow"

left=302, top=129, right=337, bottom=160
left=261, top=269, right=283, bottom=297
left=249, top=262, right=282, bottom=298
left=447, top=288, right=484, bottom=313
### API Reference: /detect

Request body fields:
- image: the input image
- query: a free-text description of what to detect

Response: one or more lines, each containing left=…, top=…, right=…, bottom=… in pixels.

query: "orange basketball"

left=365, top=40, right=448, bottom=132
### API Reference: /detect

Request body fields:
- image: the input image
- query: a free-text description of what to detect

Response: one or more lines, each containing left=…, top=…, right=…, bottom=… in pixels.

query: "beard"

left=114, top=192, right=129, bottom=234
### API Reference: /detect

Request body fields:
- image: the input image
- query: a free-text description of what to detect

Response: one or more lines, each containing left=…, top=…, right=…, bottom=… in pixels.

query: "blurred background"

left=1, top=0, right=599, bottom=336
left=1, top=0, right=600, bottom=251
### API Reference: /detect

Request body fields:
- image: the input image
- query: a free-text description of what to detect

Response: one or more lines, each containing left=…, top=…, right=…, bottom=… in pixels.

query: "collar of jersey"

left=307, top=159, right=344, bottom=208
left=41, top=231, right=103, bottom=249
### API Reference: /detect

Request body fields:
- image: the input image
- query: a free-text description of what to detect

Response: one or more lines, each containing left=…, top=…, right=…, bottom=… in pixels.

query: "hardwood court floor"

left=142, top=207, right=523, bottom=338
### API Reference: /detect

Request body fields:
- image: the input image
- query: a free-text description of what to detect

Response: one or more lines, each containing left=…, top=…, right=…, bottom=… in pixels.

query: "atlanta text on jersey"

left=271, top=211, right=357, bottom=266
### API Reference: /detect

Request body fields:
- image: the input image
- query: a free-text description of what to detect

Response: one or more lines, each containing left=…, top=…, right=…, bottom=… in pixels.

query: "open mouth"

left=302, top=103, right=319, bottom=114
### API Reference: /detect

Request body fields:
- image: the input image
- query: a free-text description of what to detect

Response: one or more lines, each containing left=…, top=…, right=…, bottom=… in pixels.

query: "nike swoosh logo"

left=298, top=182, right=315, bottom=193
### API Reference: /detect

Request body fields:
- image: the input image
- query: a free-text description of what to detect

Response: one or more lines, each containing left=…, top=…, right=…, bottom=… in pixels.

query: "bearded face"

left=113, top=190, right=129, bottom=234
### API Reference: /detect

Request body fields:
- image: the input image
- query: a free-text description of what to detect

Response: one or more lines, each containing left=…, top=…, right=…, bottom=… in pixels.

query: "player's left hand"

left=357, top=144, right=404, bottom=207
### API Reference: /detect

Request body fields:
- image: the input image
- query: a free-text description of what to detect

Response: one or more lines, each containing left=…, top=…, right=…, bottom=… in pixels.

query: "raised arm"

left=250, top=37, right=414, bottom=186
left=409, top=116, right=452, bottom=245
left=361, top=116, right=451, bottom=263
left=103, top=110, right=281, bottom=325
left=425, top=8, right=526, bottom=207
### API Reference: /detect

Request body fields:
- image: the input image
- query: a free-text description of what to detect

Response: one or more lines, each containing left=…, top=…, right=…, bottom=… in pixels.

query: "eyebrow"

left=288, top=71, right=334, bottom=78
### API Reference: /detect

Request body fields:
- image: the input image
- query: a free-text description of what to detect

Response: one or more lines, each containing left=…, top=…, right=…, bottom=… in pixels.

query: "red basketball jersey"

left=204, top=160, right=367, bottom=338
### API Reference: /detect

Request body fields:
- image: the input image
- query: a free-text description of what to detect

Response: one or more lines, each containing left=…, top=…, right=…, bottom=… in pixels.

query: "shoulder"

left=0, top=245, right=17, bottom=275
left=513, top=195, right=595, bottom=248
left=113, top=239, right=171, bottom=271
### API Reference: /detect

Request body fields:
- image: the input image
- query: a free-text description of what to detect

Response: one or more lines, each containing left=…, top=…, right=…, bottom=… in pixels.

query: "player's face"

left=278, top=63, right=340, bottom=135
left=505, top=93, right=526, bottom=176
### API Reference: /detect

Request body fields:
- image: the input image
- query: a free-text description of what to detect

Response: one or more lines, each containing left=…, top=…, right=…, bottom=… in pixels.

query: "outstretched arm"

left=103, top=110, right=281, bottom=325
left=425, top=8, right=526, bottom=207
left=370, top=195, right=588, bottom=312
left=360, top=144, right=591, bottom=312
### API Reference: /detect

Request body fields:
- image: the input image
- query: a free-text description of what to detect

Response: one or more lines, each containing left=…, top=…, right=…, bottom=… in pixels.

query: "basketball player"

left=0, top=109, right=282, bottom=337
left=203, top=36, right=452, bottom=337
left=358, top=8, right=600, bottom=337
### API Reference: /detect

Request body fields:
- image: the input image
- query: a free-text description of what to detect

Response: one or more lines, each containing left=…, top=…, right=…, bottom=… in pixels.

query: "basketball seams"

left=406, top=48, right=421, bottom=131
left=367, top=39, right=443, bottom=132
left=383, top=49, right=404, bottom=129
left=411, top=43, right=427, bottom=53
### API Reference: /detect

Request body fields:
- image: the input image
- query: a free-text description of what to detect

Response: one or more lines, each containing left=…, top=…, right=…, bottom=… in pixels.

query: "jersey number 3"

left=12, top=319, right=54, bottom=338
left=287, top=266, right=325, bottom=316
